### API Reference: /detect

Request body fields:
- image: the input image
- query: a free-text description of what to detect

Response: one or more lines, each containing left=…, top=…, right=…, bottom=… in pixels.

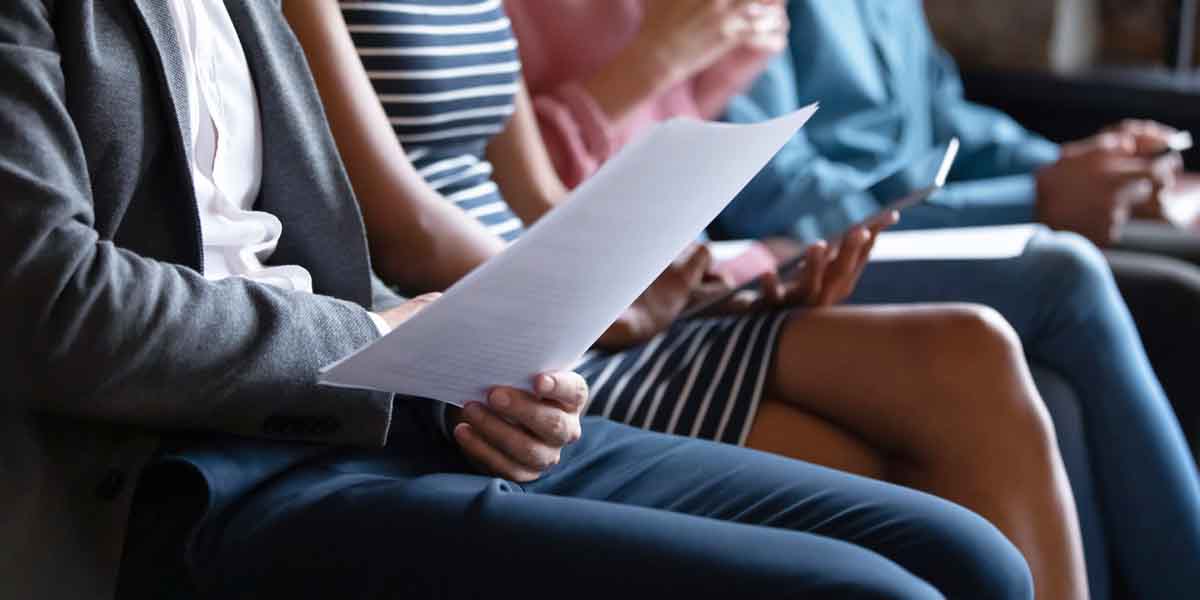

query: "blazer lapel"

left=127, top=0, right=203, bottom=269
left=127, top=0, right=192, bottom=159
left=222, top=0, right=374, bottom=307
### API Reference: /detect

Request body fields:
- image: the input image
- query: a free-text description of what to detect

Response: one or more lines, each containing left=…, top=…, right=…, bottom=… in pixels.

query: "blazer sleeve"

left=0, top=0, right=395, bottom=448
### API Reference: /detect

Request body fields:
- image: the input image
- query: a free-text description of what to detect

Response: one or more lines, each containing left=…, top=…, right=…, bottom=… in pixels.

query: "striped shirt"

left=342, top=0, right=785, bottom=447
left=342, top=0, right=525, bottom=241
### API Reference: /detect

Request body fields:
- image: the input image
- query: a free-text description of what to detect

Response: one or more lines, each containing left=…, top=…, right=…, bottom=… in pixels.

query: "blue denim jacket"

left=716, top=0, right=1060, bottom=241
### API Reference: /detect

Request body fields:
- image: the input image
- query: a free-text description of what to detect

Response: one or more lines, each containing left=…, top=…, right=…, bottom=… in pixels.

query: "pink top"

left=506, top=0, right=777, bottom=188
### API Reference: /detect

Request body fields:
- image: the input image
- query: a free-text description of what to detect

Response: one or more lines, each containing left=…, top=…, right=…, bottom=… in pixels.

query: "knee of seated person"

left=961, top=531, right=1036, bottom=600
left=1025, top=230, right=1119, bottom=307
left=915, top=303, right=1024, bottom=370
left=917, top=305, right=1058, bottom=449
left=908, top=501, right=1036, bottom=600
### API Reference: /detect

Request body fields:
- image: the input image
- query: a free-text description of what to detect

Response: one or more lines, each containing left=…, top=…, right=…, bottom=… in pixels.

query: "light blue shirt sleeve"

left=716, top=0, right=1062, bottom=242
left=717, top=54, right=883, bottom=243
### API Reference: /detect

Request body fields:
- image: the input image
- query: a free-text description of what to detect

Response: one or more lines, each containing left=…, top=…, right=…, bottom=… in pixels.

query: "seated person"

left=291, top=1, right=1091, bottom=597
left=715, top=1, right=1200, bottom=597
left=501, top=0, right=1200, bottom=598
left=1, top=1, right=1036, bottom=598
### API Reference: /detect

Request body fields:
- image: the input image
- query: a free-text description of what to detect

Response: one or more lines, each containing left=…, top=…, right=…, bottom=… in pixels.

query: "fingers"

left=1069, top=148, right=1177, bottom=203
left=1091, top=131, right=1137, bottom=155
left=741, top=1, right=788, bottom=49
left=680, top=244, right=713, bottom=287
left=799, top=242, right=828, bottom=306
left=871, top=210, right=900, bottom=231
left=1107, top=119, right=1179, bottom=155
left=1114, top=177, right=1155, bottom=207
left=459, top=400, right=561, bottom=474
left=484, top=387, right=582, bottom=448
left=1105, top=160, right=1171, bottom=204
left=1150, top=153, right=1183, bottom=190
left=759, top=270, right=786, bottom=305
left=533, top=371, right=589, bottom=413
left=453, top=421, right=543, bottom=483
left=811, top=228, right=867, bottom=306
left=377, top=292, right=441, bottom=329
left=454, top=372, right=587, bottom=481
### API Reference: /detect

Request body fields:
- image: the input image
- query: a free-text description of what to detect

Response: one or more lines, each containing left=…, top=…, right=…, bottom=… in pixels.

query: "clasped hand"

left=1036, top=119, right=1186, bottom=246
left=634, top=0, right=789, bottom=85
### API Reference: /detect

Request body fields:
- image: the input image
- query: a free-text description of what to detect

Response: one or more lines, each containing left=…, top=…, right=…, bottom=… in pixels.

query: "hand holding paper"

left=320, top=106, right=819, bottom=404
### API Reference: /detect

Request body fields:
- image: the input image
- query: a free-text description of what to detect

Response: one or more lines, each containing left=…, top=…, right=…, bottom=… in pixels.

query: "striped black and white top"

left=342, top=0, right=525, bottom=241
left=343, top=0, right=789, bottom=446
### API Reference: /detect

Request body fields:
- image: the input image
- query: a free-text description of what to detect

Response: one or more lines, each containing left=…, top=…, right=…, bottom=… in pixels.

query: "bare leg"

left=745, top=303, right=1088, bottom=600
left=745, top=397, right=886, bottom=479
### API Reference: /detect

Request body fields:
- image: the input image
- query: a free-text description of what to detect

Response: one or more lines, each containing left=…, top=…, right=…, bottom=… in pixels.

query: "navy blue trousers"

left=130, top=416, right=1034, bottom=600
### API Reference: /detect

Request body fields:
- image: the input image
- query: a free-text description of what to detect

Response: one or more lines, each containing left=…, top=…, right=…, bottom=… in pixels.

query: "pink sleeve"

left=691, top=46, right=777, bottom=119
left=530, top=81, right=619, bottom=188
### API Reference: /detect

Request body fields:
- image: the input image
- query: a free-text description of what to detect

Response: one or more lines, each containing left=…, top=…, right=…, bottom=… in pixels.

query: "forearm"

left=486, top=84, right=570, bottom=223
left=580, top=38, right=677, bottom=125
left=285, top=0, right=503, bottom=292
left=372, top=186, right=505, bottom=293
left=692, top=46, right=776, bottom=119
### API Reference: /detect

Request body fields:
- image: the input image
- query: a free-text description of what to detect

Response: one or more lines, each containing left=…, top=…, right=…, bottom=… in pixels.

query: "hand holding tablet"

left=680, top=138, right=960, bottom=320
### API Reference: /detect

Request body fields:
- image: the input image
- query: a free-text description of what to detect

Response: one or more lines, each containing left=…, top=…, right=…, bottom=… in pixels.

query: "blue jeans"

left=154, top=418, right=1032, bottom=599
left=848, top=228, right=1200, bottom=598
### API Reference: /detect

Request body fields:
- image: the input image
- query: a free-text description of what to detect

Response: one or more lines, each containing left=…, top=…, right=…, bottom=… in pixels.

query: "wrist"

left=583, top=38, right=677, bottom=123
left=625, top=35, right=685, bottom=89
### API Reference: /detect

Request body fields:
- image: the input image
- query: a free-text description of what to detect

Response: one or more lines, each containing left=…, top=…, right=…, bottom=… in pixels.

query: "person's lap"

left=183, top=417, right=1029, bottom=599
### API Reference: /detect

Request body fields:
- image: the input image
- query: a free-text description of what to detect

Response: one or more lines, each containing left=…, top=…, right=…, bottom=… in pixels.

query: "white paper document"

left=869, top=224, right=1038, bottom=262
left=319, top=106, right=819, bottom=403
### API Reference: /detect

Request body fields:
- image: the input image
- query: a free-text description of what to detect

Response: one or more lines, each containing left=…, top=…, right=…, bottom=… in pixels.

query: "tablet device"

left=681, top=137, right=960, bottom=320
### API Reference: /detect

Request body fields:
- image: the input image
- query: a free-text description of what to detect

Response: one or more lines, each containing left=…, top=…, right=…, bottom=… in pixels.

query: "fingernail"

left=490, top=389, right=510, bottom=408
left=464, top=402, right=484, bottom=419
left=536, top=374, right=555, bottom=395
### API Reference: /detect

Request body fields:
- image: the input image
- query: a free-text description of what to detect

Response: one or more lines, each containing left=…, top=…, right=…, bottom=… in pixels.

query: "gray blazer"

left=0, top=1, right=406, bottom=597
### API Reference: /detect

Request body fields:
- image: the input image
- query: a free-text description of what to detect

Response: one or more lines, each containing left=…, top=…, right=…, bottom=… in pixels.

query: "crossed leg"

left=746, top=303, right=1088, bottom=600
